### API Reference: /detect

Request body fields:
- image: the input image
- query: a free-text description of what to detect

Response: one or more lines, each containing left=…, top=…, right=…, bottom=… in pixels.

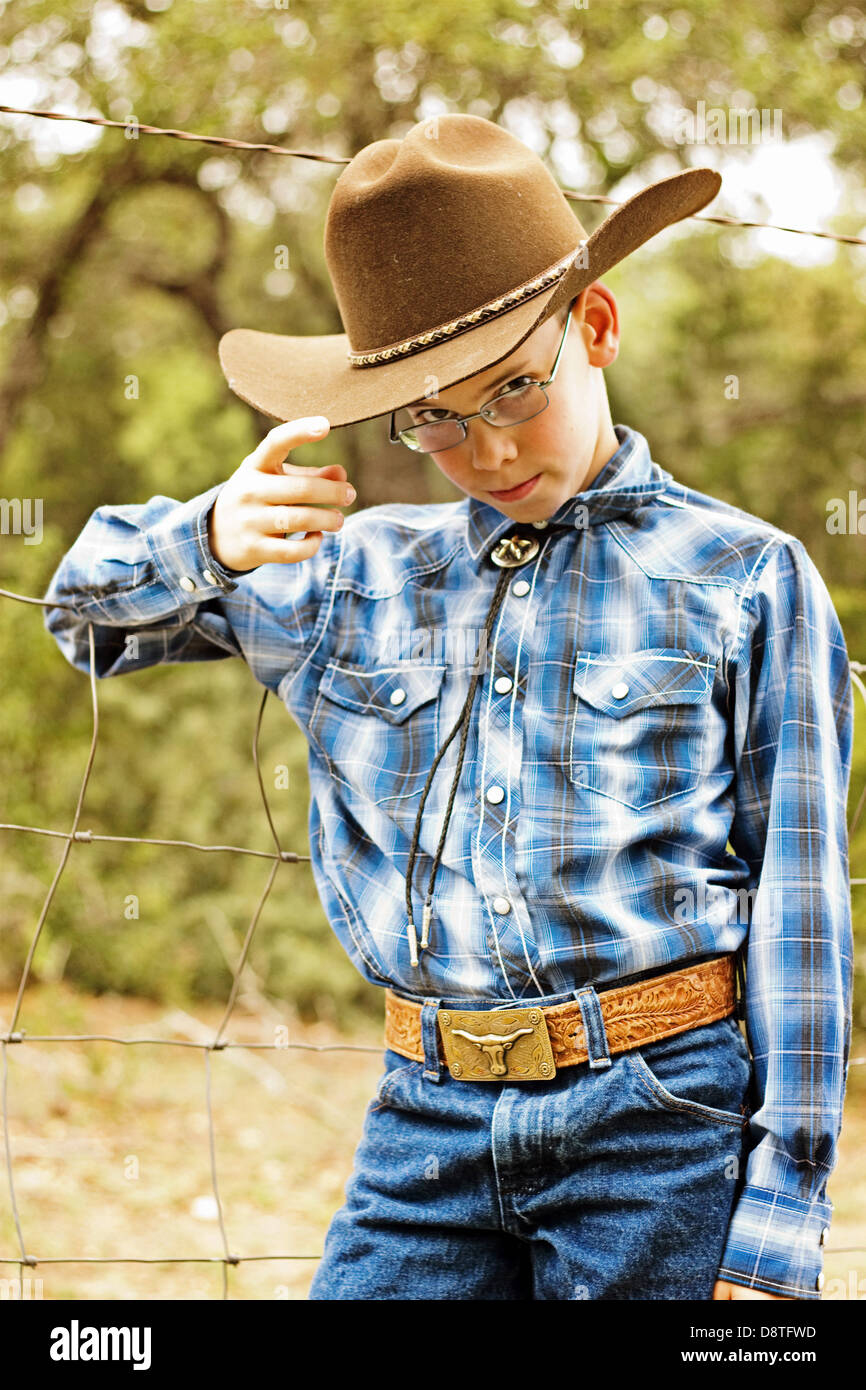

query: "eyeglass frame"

left=388, top=297, right=575, bottom=454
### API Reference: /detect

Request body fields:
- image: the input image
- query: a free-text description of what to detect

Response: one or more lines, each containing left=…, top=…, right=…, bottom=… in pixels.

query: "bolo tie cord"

left=403, top=561, right=514, bottom=967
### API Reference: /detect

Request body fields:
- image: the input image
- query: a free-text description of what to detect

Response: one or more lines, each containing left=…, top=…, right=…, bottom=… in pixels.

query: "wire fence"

left=2, top=104, right=866, bottom=247
left=1, top=104, right=865, bottom=1299
left=0, top=588, right=864, bottom=1297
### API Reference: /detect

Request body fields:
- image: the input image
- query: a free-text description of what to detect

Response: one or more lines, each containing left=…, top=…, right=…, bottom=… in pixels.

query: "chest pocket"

left=569, top=648, right=717, bottom=810
left=309, top=660, right=447, bottom=808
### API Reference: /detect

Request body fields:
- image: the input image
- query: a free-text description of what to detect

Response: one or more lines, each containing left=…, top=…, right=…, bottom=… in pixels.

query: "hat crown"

left=324, top=114, right=586, bottom=354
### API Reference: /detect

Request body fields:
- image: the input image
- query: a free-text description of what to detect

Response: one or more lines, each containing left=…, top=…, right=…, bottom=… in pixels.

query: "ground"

left=0, top=982, right=863, bottom=1301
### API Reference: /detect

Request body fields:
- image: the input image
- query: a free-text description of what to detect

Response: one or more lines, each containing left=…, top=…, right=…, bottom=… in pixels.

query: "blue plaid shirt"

left=43, top=423, right=854, bottom=1300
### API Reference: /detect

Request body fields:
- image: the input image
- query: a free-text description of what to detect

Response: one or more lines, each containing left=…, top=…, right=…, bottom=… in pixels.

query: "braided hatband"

left=346, top=245, right=582, bottom=367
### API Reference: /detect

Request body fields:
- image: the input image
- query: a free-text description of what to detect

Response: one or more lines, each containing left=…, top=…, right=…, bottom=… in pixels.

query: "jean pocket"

left=309, top=660, right=446, bottom=813
left=624, top=1015, right=751, bottom=1128
left=373, top=1048, right=423, bottom=1108
left=569, top=647, right=717, bottom=809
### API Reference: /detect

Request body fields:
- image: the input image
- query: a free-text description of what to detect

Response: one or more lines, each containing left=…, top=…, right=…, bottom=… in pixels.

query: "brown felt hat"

left=218, top=113, right=721, bottom=428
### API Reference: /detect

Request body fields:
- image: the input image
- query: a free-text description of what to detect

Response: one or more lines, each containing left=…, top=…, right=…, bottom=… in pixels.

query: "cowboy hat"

left=218, top=113, right=721, bottom=428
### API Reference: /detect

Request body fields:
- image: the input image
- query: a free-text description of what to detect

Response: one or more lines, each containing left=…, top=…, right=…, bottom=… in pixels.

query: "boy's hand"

left=207, top=416, right=354, bottom=572
left=713, top=1280, right=796, bottom=1300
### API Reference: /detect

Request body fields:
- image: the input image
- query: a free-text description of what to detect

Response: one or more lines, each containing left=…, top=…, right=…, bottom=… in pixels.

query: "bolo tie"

left=402, top=524, right=548, bottom=967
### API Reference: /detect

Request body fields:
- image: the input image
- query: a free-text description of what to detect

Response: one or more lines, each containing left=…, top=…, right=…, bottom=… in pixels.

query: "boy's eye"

left=412, top=406, right=455, bottom=424
left=497, top=376, right=536, bottom=396
left=411, top=376, right=538, bottom=423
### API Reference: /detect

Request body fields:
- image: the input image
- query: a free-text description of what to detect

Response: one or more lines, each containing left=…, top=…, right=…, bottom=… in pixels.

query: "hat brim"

left=218, top=166, right=721, bottom=428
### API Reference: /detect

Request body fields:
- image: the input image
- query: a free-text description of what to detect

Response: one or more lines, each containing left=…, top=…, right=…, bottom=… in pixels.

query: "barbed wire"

left=0, top=579, right=864, bottom=1298
left=1, top=101, right=865, bottom=1299
left=1, top=104, right=865, bottom=247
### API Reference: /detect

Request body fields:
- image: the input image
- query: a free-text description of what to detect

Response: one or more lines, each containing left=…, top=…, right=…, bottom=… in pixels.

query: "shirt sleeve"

left=717, top=535, right=855, bottom=1300
left=41, top=482, right=337, bottom=685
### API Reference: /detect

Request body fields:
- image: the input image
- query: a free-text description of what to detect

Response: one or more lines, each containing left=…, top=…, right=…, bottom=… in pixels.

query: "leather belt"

left=384, top=955, right=736, bottom=1082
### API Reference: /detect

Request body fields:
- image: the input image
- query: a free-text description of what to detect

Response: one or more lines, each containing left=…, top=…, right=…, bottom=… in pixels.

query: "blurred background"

left=0, top=0, right=864, bottom=1298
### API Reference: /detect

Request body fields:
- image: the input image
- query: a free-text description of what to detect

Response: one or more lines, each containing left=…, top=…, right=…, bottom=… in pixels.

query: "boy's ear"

left=580, top=281, right=619, bottom=367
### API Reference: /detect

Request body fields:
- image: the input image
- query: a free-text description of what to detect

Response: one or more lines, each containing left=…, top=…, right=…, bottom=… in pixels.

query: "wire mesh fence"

left=0, top=586, right=864, bottom=1297
left=1, top=104, right=865, bottom=1298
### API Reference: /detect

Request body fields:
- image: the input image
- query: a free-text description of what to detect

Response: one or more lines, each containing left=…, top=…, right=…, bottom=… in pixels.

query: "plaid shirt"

left=43, top=423, right=854, bottom=1300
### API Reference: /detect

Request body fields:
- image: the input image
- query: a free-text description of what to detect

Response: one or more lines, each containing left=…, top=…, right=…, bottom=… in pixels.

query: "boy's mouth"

left=488, top=473, right=541, bottom=502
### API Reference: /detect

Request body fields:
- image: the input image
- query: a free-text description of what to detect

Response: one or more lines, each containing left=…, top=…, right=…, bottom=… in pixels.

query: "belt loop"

left=734, top=942, right=747, bottom=1022
left=421, top=998, right=444, bottom=1082
left=572, top=986, right=612, bottom=1070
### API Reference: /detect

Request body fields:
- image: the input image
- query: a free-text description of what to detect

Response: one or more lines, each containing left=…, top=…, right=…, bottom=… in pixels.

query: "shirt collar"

left=463, top=423, right=672, bottom=567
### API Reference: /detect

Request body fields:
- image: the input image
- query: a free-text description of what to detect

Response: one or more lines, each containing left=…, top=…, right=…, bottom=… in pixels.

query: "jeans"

left=308, top=983, right=752, bottom=1300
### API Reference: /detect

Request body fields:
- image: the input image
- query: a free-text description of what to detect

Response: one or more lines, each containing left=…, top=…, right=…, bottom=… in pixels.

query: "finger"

left=286, top=461, right=346, bottom=479
left=731, top=1287, right=790, bottom=1300
left=253, top=472, right=354, bottom=508
left=257, top=504, right=345, bottom=538
left=246, top=416, right=331, bottom=474
left=278, top=460, right=345, bottom=477
left=254, top=532, right=325, bottom=564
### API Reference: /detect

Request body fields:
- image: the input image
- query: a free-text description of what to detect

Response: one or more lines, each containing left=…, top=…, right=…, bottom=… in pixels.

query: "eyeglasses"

left=388, top=301, right=574, bottom=454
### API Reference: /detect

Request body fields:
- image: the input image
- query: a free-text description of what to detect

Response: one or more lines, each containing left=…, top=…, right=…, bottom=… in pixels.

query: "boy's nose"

left=466, top=420, right=519, bottom=473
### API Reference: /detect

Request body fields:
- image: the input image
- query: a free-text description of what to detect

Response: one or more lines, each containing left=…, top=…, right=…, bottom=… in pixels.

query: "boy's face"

left=407, top=282, right=620, bottom=522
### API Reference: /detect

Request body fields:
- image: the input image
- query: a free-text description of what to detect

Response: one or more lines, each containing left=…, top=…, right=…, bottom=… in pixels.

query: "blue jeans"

left=308, top=984, right=752, bottom=1300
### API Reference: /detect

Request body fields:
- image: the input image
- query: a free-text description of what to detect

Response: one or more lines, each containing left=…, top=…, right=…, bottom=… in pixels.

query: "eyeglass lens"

left=395, top=381, right=548, bottom=453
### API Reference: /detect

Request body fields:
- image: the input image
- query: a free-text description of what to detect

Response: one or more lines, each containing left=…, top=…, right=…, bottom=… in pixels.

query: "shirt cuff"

left=146, top=483, right=247, bottom=598
left=718, top=1183, right=832, bottom=1299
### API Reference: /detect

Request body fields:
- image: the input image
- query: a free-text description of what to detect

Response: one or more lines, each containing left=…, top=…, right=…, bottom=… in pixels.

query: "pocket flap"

left=318, top=661, right=446, bottom=724
left=573, top=648, right=716, bottom=718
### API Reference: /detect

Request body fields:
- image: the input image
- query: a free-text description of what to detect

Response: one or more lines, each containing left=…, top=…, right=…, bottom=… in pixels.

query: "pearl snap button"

left=531, top=519, right=548, bottom=529
left=816, top=1272, right=824, bottom=1292
left=179, top=576, right=197, bottom=592
left=486, top=785, right=505, bottom=804
left=611, top=681, right=630, bottom=699
left=202, top=568, right=218, bottom=585
left=511, top=579, right=530, bottom=597
left=820, top=1226, right=829, bottom=1246
left=492, top=896, right=511, bottom=914
left=389, top=687, right=406, bottom=706
left=494, top=676, right=513, bottom=694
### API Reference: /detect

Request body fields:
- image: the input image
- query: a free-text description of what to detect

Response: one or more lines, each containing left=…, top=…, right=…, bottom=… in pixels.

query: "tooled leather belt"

left=384, top=955, right=736, bottom=1081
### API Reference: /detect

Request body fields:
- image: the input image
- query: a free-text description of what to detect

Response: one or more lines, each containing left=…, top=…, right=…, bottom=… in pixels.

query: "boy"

left=43, top=114, right=854, bottom=1301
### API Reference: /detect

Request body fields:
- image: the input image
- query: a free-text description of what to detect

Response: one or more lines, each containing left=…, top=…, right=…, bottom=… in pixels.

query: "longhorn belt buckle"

left=438, top=1004, right=557, bottom=1081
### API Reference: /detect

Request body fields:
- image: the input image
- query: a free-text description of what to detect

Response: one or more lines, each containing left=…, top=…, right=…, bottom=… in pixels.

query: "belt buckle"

left=438, top=1004, right=556, bottom=1081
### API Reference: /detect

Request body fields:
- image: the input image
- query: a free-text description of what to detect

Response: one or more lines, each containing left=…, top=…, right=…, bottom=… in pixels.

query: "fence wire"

left=1, top=103, right=865, bottom=1299
left=0, top=586, right=864, bottom=1298
left=1, top=104, right=865, bottom=247
left=0, top=583, right=388, bottom=1298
